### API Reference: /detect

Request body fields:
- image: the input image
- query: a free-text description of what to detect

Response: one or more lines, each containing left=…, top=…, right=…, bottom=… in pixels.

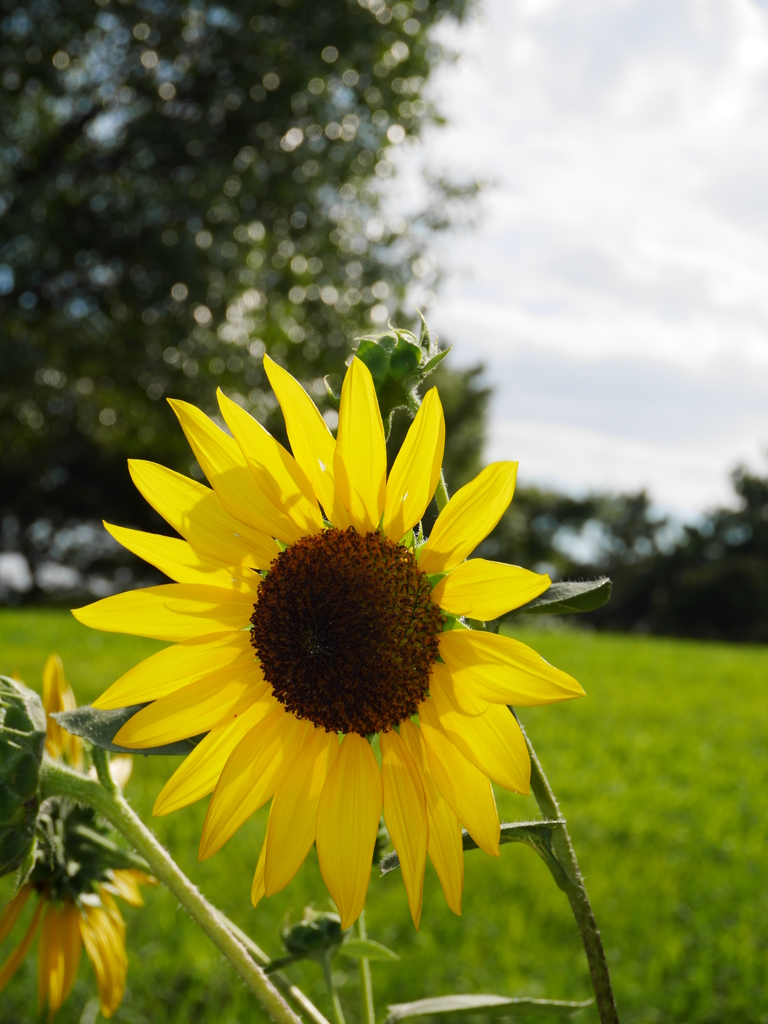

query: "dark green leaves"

left=337, top=938, right=400, bottom=962
left=0, top=677, right=47, bottom=875
left=508, top=578, right=612, bottom=617
left=384, top=995, right=594, bottom=1023
left=52, top=705, right=205, bottom=756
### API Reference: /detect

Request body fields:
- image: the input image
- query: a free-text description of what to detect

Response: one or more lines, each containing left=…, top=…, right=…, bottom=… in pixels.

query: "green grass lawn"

left=1, top=609, right=767, bottom=1024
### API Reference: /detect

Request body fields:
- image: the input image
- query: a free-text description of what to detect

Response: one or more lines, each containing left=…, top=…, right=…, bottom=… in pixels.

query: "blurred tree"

left=0, top=0, right=478, bottom=599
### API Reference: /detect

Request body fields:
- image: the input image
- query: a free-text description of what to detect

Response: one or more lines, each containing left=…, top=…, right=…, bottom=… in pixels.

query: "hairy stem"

left=516, top=719, right=620, bottom=1024
left=322, top=952, right=346, bottom=1024
left=40, top=757, right=301, bottom=1024
left=357, top=910, right=376, bottom=1024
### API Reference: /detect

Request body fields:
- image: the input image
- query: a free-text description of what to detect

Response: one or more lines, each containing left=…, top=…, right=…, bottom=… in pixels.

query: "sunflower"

left=73, top=355, right=584, bottom=929
left=0, top=656, right=151, bottom=1019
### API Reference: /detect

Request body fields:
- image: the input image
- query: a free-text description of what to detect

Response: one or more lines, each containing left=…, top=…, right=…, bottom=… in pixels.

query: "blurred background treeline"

left=1, top=0, right=766, bottom=644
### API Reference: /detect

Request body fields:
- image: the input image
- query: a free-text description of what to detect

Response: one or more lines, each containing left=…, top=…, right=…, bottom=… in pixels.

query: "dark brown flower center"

left=250, top=528, right=443, bottom=735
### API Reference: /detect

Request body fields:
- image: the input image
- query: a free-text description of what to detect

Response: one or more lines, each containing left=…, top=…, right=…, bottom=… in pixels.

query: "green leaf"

left=337, top=938, right=400, bottom=962
left=508, top=578, right=612, bottom=617
left=381, top=821, right=569, bottom=891
left=420, top=346, right=451, bottom=376
left=52, top=705, right=205, bottom=756
left=384, top=995, right=594, bottom=1023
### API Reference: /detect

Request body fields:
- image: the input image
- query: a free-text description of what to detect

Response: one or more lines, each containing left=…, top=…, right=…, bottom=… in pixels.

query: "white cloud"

left=396, top=0, right=768, bottom=513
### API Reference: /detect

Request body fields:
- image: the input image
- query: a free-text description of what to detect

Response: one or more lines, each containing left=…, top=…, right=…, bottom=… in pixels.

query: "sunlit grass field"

left=1, top=609, right=767, bottom=1024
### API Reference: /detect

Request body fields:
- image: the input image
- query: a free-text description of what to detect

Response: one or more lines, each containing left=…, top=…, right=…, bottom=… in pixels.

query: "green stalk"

left=516, top=719, right=620, bottom=1024
left=322, top=951, right=347, bottom=1024
left=357, top=910, right=376, bottom=1024
left=40, top=757, right=301, bottom=1024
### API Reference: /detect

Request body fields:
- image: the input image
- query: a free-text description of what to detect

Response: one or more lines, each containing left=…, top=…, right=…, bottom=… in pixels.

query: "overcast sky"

left=401, top=0, right=768, bottom=517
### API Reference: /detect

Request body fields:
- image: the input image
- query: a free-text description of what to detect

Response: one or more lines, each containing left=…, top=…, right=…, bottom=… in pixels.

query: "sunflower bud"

left=326, top=317, right=449, bottom=437
left=282, top=906, right=344, bottom=959
left=0, top=676, right=47, bottom=875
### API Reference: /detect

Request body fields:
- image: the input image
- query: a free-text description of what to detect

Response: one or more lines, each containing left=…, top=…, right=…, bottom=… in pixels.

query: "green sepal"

left=506, top=578, right=612, bottom=617
left=52, top=705, right=205, bottom=756
left=352, top=320, right=448, bottom=438
left=384, top=994, right=594, bottom=1023
left=0, top=676, right=47, bottom=876
left=337, top=938, right=400, bottom=962
left=281, top=906, right=344, bottom=959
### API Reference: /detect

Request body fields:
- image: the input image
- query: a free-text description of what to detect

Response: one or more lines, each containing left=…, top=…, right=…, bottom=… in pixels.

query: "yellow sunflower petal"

left=107, top=869, right=145, bottom=908
left=128, top=460, right=279, bottom=568
left=316, top=733, right=382, bottom=929
left=72, top=584, right=253, bottom=642
left=199, top=707, right=310, bottom=860
left=251, top=827, right=268, bottom=908
left=153, top=691, right=277, bottom=815
left=39, top=900, right=81, bottom=1018
left=383, top=388, right=445, bottom=542
left=171, top=398, right=306, bottom=542
left=80, top=900, right=127, bottom=1019
left=428, top=661, right=487, bottom=717
left=42, top=654, right=82, bottom=767
left=438, top=629, right=585, bottom=705
left=108, top=755, right=133, bottom=790
left=333, top=358, right=387, bottom=532
left=432, top=560, right=550, bottom=620
left=400, top=721, right=464, bottom=916
left=264, top=727, right=339, bottom=897
left=93, top=630, right=254, bottom=709
left=380, top=730, right=428, bottom=928
left=114, top=663, right=267, bottom=748
left=418, top=698, right=500, bottom=857
left=0, top=897, right=43, bottom=992
left=430, top=672, right=530, bottom=794
left=418, top=462, right=518, bottom=575
left=0, top=885, right=31, bottom=943
left=264, top=355, right=350, bottom=528
left=104, top=523, right=259, bottom=593
left=217, top=389, right=323, bottom=538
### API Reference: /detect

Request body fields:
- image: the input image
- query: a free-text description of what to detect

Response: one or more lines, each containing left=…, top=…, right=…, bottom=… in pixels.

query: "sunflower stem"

left=39, top=757, right=302, bottom=1024
left=90, top=744, right=116, bottom=794
left=515, top=718, right=620, bottom=1024
left=357, top=910, right=376, bottom=1024
left=434, top=474, right=450, bottom=512
left=322, top=951, right=347, bottom=1024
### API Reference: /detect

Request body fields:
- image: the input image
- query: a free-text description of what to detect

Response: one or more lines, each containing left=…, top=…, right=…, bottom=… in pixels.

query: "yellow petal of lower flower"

left=217, top=389, right=323, bottom=538
left=251, top=826, right=268, bottom=908
left=153, top=692, right=277, bottom=816
left=264, top=727, right=339, bottom=897
left=418, top=699, right=500, bottom=857
left=316, top=733, right=382, bottom=929
left=418, top=462, right=518, bottom=575
left=128, top=460, right=279, bottom=568
left=199, top=707, right=310, bottom=860
left=0, top=885, right=30, bottom=944
left=430, top=673, right=530, bottom=794
left=107, top=869, right=145, bottom=908
left=333, top=358, right=387, bottom=532
left=383, top=387, right=445, bottom=542
left=42, top=654, right=81, bottom=767
left=264, top=355, right=351, bottom=528
left=104, top=523, right=259, bottom=593
left=170, top=398, right=307, bottom=544
left=0, top=898, right=43, bottom=992
left=438, top=629, right=585, bottom=705
left=432, top=560, right=550, bottom=620
left=380, top=730, right=428, bottom=928
left=38, top=901, right=80, bottom=1016
left=400, top=722, right=464, bottom=916
left=72, top=584, right=253, bottom=642
left=114, top=663, right=267, bottom=748
left=80, top=900, right=127, bottom=1019
left=93, top=630, right=254, bottom=709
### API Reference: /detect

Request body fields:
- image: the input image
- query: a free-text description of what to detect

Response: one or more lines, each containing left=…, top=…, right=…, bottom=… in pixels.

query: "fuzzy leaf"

left=338, top=938, right=400, bottom=962
left=52, top=705, right=205, bottom=756
left=508, top=578, right=612, bottom=617
left=384, top=994, right=594, bottom=1023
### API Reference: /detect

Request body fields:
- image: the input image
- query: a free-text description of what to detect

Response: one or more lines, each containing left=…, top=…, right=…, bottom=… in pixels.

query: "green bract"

left=0, top=676, right=47, bottom=876
left=282, top=907, right=344, bottom=959
left=326, top=318, right=450, bottom=438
